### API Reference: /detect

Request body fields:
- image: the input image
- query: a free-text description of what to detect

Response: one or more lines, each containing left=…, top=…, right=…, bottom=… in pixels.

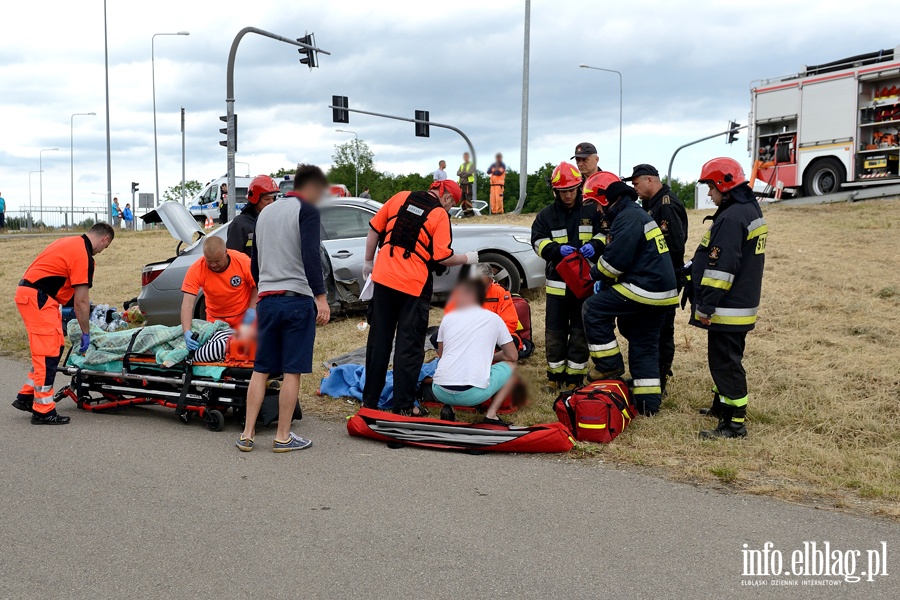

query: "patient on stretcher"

left=194, top=324, right=257, bottom=363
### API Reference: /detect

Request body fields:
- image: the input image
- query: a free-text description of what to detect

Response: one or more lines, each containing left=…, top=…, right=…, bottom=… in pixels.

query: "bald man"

left=180, top=236, right=257, bottom=350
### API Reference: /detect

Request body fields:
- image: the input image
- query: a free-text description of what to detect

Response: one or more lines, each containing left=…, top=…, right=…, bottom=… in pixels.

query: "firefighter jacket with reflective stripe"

left=689, top=183, right=765, bottom=332
left=531, top=196, right=605, bottom=295
left=591, top=198, right=678, bottom=306
left=642, top=184, right=688, bottom=288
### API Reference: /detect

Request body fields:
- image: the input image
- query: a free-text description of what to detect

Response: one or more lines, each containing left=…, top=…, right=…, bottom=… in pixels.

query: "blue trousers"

left=582, top=289, right=666, bottom=415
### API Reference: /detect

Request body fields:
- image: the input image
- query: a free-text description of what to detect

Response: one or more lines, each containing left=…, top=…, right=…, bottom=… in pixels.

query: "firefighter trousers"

left=363, top=280, right=432, bottom=411
left=544, top=291, right=589, bottom=386
left=582, top=288, right=665, bottom=415
left=659, top=306, right=677, bottom=372
left=708, top=330, right=748, bottom=421
left=14, top=286, right=65, bottom=414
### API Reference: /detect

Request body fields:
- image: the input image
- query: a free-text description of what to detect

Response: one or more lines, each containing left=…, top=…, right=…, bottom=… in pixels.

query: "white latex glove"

left=363, top=260, right=374, bottom=279
left=464, top=251, right=479, bottom=265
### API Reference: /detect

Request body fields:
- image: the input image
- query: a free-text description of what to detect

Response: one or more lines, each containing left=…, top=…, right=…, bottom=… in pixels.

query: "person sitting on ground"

left=432, top=278, right=520, bottom=425
left=442, top=263, right=522, bottom=349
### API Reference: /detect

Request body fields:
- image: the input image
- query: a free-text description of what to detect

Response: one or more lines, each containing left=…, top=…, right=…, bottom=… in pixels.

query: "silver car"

left=138, top=199, right=545, bottom=325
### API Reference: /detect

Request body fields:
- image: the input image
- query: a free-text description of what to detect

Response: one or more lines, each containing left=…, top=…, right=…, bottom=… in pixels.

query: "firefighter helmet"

left=583, top=171, right=621, bottom=206
left=698, top=158, right=746, bottom=193
left=246, top=175, right=280, bottom=204
left=429, top=179, right=462, bottom=204
left=550, top=161, right=582, bottom=190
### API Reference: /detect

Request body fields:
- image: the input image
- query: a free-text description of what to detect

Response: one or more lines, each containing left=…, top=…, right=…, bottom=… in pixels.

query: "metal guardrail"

left=4, top=206, right=149, bottom=231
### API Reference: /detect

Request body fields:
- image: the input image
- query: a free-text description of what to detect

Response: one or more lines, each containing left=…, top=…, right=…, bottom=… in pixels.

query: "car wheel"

left=479, top=252, right=521, bottom=293
left=193, top=295, right=206, bottom=319
left=803, top=157, right=844, bottom=197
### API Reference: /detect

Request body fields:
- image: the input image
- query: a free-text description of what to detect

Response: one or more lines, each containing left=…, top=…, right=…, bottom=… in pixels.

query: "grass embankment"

left=1, top=201, right=898, bottom=518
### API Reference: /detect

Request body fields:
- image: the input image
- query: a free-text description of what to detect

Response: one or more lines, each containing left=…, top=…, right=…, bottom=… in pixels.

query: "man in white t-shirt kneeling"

left=433, top=278, right=519, bottom=425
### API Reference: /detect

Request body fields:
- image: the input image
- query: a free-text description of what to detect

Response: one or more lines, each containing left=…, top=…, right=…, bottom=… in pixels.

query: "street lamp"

left=39, top=148, right=58, bottom=223
left=152, top=31, right=190, bottom=206
left=71, top=112, right=96, bottom=228
left=28, top=171, right=42, bottom=206
left=236, top=161, right=251, bottom=177
left=335, top=129, right=359, bottom=196
left=579, top=63, right=623, bottom=175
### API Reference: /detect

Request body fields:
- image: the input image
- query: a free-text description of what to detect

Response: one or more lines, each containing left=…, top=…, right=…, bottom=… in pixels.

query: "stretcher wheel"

left=204, top=409, right=225, bottom=432
left=179, top=411, right=192, bottom=424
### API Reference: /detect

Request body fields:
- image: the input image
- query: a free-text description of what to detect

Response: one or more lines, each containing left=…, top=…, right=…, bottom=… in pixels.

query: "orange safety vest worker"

left=14, top=230, right=112, bottom=423
left=444, top=280, right=522, bottom=348
left=488, top=161, right=507, bottom=214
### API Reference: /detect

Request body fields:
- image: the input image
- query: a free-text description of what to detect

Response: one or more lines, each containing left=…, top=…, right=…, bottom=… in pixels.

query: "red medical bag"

left=554, top=252, right=595, bottom=299
left=554, top=380, right=636, bottom=444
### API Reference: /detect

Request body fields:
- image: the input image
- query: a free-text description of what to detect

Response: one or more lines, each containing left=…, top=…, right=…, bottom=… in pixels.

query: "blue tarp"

left=319, top=359, right=439, bottom=410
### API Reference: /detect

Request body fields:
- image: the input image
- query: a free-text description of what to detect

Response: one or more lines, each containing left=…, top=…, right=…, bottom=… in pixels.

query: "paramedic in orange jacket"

left=444, top=262, right=522, bottom=349
left=180, top=236, right=257, bottom=351
left=362, top=180, right=479, bottom=415
left=487, top=153, right=507, bottom=214
left=13, top=223, right=115, bottom=424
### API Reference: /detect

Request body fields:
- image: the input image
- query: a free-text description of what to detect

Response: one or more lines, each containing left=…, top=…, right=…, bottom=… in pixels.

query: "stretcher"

left=55, top=335, right=272, bottom=432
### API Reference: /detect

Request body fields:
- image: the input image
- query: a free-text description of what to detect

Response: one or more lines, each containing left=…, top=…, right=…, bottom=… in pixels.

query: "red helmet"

left=550, top=161, right=582, bottom=190
left=582, top=172, right=621, bottom=206
left=247, top=175, right=279, bottom=204
left=429, top=179, right=462, bottom=204
left=698, top=158, right=746, bottom=193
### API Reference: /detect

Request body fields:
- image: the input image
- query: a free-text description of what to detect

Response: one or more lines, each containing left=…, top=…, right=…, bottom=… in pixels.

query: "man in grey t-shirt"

left=433, top=160, right=448, bottom=181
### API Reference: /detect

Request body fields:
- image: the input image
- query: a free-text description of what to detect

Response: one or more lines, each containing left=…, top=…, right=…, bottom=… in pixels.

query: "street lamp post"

left=152, top=31, right=190, bottom=206
left=39, top=148, right=58, bottom=225
left=578, top=64, right=623, bottom=175
left=513, top=0, right=531, bottom=214
left=71, top=112, right=96, bottom=228
left=235, top=161, right=251, bottom=177
left=335, top=129, right=359, bottom=196
left=28, top=171, right=42, bottom=230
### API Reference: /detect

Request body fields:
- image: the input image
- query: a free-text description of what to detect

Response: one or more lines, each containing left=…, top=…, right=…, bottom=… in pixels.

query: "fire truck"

left=749, top=45, right=900, bottom=197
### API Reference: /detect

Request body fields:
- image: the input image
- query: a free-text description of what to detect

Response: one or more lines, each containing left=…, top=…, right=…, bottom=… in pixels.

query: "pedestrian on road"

left=111, top=198, right=121, bottom=228
left=122, top=204, right=134, bottom=230
left=626, top=164, right=689, bottom=396
left=689, top=158, right=766, bottom=439
left=457, top=153, right=475, bottom=217
left=237, top=164, right=331, bottom=453
left=433, top=160, right=448, bottom=181
left=13, top=223, right=115, bottom=424
left=227, top=175, right=277, bottom=258
left=0, top=191, right=6, bottom=229
left=487, top=153, right=507, bottom=214
left=361, top=179, right=478, bottom=416
left=359, top=187, right=372, bottom=199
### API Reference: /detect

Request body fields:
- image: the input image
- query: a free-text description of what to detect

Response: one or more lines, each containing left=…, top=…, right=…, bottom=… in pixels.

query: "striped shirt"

left=194, top=329, right=234, bottom=363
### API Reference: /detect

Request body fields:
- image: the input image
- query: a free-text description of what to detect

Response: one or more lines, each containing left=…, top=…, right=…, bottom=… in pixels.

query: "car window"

left=200, top=186, right=214, bottom=203
left=235, top=187, right=248, bottom=203
left=320, top=206, right=372, bottom=240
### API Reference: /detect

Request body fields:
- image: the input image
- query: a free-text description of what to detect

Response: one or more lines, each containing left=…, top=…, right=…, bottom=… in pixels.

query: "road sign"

left=137, top=193, right=155, bottom=209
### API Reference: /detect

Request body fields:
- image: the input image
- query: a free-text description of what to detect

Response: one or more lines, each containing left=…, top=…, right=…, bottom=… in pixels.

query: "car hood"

left=142, top=201, right=204, bottom=245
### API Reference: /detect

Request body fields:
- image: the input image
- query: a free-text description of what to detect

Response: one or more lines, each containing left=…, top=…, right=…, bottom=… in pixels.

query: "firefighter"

left=13, top=223, right=116, bottom=424
left=362, top=180, right=478, bottom=415
left=626, top=164, right=689, bottom=395
left=582, top=181, right=678, bottom=415
left=689, top=158, right=766, bottom=439
left=226, top=175, right=278, bottom=257
left=530, top=161, right=606, bottom=391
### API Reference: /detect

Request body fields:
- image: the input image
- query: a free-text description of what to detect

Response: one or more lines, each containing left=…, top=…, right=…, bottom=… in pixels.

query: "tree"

left=162, top=179, right=203, bottom=203
left=669, top=178, right=698, bottom=209
left=271, top=166, right=296, bottom=178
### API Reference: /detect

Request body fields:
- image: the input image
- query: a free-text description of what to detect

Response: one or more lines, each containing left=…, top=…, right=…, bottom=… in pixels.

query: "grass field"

left=2, top=199, right=898, bottom=518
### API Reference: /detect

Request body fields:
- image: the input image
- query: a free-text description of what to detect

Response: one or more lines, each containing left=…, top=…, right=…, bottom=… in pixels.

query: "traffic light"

left=415, top=110, right=430, bottom=138
left=727, top=120, right=740, bottom=145
left=297, top=33, right=318, bottom=69
left=131, top=182, right=139, bottom=194
left=332, top=95, right=349, bottom=124
left=219, top=114, right=238, bottom=152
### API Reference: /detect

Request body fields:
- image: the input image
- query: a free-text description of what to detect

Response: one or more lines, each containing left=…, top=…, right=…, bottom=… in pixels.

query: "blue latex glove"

left=79, top=333, right=90, bottom=354
left=593, top=281, right=605, bottom=295
left=580, top=244, right=596, bottom=259
left=243, top=308, right=257, bottom=325
left=184, top=331, right=200, bottom=351
left=560, top=245, right=575, bottom=257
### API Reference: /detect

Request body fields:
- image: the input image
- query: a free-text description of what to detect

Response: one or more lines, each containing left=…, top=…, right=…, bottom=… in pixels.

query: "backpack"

left=511, top=294, right=535, bottom=358
left=554, top=252, right=595, bottom=299
left=385, top=191, right=441, bottom=262
left=554, top=380, right=636, bottom=444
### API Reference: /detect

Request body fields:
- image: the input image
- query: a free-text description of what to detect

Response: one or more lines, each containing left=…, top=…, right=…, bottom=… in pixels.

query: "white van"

left=188, top=176, right=252, bottom=224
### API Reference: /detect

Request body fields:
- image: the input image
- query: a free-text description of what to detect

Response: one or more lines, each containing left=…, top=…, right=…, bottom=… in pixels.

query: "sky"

left=0, top=0, right=893, bottom=212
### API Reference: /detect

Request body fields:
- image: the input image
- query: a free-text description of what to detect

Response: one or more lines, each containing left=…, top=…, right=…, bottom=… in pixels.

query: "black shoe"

left=440, top=405, right=456, bottom=422
left=12, top=398, right=34, bottom=413
left=31, top=412, right=71, bottom=425
left=394, top=406, right=429, bottom=418
left=481, top=415, right=511, bottom=427
left=700, top=421, right=746, bottom=439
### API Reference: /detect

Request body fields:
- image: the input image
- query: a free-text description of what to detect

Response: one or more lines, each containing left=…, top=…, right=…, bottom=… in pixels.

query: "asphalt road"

left=0, top=356, right=897, bottom=600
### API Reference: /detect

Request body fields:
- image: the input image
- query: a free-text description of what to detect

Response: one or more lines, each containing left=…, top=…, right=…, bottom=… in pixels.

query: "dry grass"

left=2, top=202, right=899, bottom=518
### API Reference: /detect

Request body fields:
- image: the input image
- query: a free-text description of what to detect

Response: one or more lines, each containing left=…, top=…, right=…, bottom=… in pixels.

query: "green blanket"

left=66, top=320, right=231, bottom=367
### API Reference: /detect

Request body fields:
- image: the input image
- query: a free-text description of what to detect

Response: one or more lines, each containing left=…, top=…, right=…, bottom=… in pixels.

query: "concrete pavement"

left=0, top=355, right=897, bottom=600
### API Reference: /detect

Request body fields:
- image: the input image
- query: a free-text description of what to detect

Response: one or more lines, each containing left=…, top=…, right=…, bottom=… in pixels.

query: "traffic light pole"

left=666, top=124, right=747, bottom=185
left=225, top=27, right=330, bottom=221
left=328, top=104, right=478, bottom=202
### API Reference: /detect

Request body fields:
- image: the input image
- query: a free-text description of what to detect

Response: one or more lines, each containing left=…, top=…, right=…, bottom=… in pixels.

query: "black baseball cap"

left=572, top=142, right=598, bottom=159
left=623, top=164, right=659, bottom=182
